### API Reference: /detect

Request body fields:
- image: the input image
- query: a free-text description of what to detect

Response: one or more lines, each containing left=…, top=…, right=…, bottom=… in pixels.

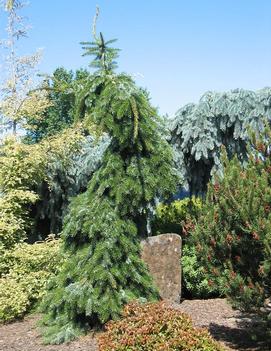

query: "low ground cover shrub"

left=0, top=236, right=61, bottom=322
left=98, top=301, right=225, bottom=351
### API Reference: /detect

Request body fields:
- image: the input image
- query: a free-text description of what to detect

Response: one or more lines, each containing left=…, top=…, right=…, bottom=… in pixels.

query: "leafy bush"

left=182, top=245, right=221, bottom=298
left=152, top=197, right=202, bottom=235
left=0, top=189, right=38, bottom=249
left=188, top=133, right=271, bottom=314
left=0, top=236, right=61, bottom=322
left=0, top=138, right=44, bottom=249
left=0, top=279, right=29, bottom=323
left=98, top=301, right=225, bottom=351
left=0, top=129, right=83, bottom=248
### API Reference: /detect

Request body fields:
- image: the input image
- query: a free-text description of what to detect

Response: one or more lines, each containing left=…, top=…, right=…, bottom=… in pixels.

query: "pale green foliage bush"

left=0, top=137, right=45, bottom=191
left=182, top=246, right=221, bottom=298
left=0, top=190, right=38, bottom=249
left=0, top=138, right=44, bottom=249
left=0, top=236, right=61, bottom=322
left=0, top=129, right=83, bottom=249
left=0, top=279, right=29, bottom=322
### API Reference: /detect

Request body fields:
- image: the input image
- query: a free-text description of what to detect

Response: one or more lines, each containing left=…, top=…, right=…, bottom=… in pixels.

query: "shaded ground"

left=0, top=298, right=270, bottom=351
left=176, top=298, right=270, bottom=351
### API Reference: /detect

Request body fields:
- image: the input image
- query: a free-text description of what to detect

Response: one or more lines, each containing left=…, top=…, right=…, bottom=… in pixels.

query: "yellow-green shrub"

left=0, top=137, right=45, bottom=249
left=152, top=197, right=202, bottom=235
left=0, top=279, right=29, bottom=322
left=98, top=301, right=225, bottom=351
left=0, top=190, right=38, bottom=249
left=0, top=129, right=83, bottom=249
left=0, top=137, right=45, bottom=191
left=0, top=236, right=61, bottom=322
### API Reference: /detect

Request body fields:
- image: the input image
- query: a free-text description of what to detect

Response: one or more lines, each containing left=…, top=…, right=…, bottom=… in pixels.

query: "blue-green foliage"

left=170, top=88, right=271, bottom=193
left=40, top=34, right=177, bottom=344
left=33, top=134, right=110, bottom=237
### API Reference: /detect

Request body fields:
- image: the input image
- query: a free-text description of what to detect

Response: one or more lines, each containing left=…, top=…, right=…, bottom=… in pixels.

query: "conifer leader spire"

left=40, top=18, right=178, bottom=344
left=80, top=7, right=120, bottom=72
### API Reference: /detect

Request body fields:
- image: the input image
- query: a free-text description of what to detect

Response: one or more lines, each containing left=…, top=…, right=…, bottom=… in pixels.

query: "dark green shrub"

left=0, top=236, right=61, bottom=322
left=188, top=133, right=271, bottom=315
left=98, top=301, right=225, bottom=351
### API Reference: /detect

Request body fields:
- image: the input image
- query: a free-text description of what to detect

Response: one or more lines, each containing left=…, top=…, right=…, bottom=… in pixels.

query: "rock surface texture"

left=141, top=233, right=182, bottom=302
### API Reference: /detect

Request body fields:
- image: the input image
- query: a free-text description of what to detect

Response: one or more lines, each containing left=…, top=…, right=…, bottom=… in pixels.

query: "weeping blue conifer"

left=40, top=31, right=177, bottom=344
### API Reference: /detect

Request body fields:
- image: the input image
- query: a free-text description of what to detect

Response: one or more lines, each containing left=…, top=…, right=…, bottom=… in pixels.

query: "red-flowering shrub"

left=98, top=301, right=224, bottom=351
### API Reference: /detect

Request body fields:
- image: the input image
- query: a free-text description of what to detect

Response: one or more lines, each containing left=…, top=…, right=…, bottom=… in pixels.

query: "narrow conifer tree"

left=40, top=23, right=177, bottom=344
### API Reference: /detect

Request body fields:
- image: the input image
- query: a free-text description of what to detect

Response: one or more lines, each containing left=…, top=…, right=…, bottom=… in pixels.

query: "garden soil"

left=0, top=298, right=270, bottom=351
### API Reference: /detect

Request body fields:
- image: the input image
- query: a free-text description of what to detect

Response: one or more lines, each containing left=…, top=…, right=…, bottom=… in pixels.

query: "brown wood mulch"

left=174, top=298, right=270, bottom=351
left=0, top=298, right=270, bottom=351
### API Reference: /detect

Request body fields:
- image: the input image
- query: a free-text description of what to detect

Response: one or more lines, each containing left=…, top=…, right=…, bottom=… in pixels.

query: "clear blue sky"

left=1, top=0, right=271, bottom=116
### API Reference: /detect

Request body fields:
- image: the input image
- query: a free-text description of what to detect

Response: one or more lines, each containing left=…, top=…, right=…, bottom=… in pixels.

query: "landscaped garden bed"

left=1, top=2, right=271, bottom=350
left=0, top=299, right=269, bottom=351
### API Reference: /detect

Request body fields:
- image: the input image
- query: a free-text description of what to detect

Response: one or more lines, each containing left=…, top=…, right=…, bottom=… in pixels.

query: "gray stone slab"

left=141, top=233, right=182, bottom=303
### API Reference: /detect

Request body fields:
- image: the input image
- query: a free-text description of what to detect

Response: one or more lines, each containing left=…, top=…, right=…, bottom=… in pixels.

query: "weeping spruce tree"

left=40, top=30, right=177, bottom=344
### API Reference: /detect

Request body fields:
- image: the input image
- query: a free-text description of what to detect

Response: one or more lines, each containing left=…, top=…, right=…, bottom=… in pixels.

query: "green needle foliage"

left=81, top=8, right=120, bottom=73
left=187, top=128, right=271, bottom=321
left=40, top=30, right=177, bottom=344
left=81, top=32, right=120, bottom=72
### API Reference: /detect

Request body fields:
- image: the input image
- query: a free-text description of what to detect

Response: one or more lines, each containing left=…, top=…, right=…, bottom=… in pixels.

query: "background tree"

left=40, top=24, right=177, bottom=343
left=32, top=133, right=110, bottom=238
left=170, top=88, right=271, bottom=194
left=0, top=0, right=51, bottom=135
left=25, top=67, right=89, bottom=143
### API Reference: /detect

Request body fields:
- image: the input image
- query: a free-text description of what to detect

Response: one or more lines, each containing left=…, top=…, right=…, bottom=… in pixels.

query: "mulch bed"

left=0, top=298, right=270, bottom=351
left=176, top=298, right=270, bottom=351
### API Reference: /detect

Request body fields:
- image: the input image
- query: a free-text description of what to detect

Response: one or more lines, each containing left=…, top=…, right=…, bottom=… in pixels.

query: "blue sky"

left=1, top=0, right=271, bottom=116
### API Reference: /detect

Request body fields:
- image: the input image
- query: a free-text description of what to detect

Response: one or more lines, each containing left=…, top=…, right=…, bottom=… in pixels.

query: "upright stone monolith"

left=141, top=233, right=182, bottom=303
